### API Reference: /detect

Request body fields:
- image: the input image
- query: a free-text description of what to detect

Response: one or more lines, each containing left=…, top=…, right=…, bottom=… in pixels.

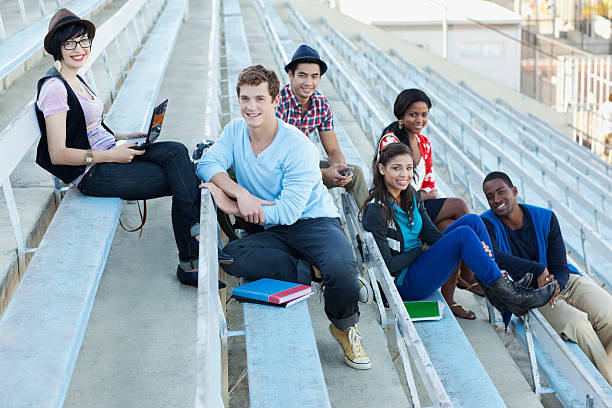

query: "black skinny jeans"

left=222, top=217, right=360, bottom=331
left=78, top=141, right=200, bottom=261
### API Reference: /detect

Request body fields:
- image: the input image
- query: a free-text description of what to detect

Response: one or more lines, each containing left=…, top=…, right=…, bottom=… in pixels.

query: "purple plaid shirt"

left=275, top=84, right=334, bottom=138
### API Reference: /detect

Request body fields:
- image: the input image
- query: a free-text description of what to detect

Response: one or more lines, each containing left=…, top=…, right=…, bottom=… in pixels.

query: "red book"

left=269, top=285, right=312, bottom=304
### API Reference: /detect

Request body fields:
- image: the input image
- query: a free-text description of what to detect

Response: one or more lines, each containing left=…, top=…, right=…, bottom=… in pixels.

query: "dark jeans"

left=222, top=217, right=359, bottom=331
left=78, top=141, right=200, bottom=261
left=397, top=214, right=501, bottom=300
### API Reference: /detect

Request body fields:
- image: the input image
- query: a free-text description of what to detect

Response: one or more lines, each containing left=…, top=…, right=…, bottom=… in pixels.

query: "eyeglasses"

left=62, top=38, right=91, bottom=50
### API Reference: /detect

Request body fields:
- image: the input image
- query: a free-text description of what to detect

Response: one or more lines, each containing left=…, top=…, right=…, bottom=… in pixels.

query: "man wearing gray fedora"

left=276, top=44, right=369, bottom=207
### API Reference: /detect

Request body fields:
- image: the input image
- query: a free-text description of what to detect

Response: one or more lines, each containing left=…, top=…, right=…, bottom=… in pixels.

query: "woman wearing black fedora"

left=35, top=9, right=229, bottom=287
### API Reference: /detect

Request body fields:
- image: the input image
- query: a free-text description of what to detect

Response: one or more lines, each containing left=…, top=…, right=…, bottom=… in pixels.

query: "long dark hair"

left=361, top=143, right=417, bottom=225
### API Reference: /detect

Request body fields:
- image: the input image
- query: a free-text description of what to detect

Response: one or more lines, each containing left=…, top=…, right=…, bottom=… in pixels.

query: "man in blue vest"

left=482, top=171, right=612, bottom=384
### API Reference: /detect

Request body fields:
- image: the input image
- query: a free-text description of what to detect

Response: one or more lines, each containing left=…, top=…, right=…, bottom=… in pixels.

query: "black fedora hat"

left=44, top=8, right=96, bottom=54
left=284, top=44, right=328, bottom=76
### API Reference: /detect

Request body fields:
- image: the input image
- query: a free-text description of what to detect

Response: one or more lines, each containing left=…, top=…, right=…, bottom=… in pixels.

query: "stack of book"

left=232, top=278, right=313, bottom=308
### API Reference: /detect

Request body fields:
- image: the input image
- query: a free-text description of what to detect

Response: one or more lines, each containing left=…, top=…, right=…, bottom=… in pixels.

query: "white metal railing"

left=513, top=309, right=612, bottom=406
left=341, top=192, right=453, bottom=408
left=0, top=0, right=165, bottom=279
left=195, top=0, right=225, bottom=405
left=348, top=36, right=612, bottom=286
left=421, top=59, right=612, bottom=181
left=357, top=38, right=612, bottom=223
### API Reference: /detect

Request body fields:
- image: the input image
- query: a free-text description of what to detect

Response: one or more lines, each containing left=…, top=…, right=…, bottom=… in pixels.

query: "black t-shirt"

left=483, top=206, right=570, bottom=291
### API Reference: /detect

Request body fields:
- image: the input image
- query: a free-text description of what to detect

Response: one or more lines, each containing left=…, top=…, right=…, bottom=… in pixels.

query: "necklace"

left=61, top=72, right=92, bottom=100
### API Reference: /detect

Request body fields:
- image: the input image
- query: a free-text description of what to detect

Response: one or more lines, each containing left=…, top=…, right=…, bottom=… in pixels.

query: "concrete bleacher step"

left=65, top=1, right=214, bottom=405
left=0, top=185, right=56, bottom=312
left=307, top=297, right=411, bottom=407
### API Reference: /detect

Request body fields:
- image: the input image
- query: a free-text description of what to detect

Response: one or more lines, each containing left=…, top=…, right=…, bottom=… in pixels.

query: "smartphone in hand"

left=341, top=168, right=353, bottom=176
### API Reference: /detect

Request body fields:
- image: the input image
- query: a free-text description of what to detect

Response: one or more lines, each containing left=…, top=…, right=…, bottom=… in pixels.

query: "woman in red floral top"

left=376, top=89, right=484, bottom=319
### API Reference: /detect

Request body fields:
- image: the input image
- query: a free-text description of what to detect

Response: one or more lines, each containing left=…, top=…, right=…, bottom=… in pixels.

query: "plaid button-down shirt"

left=275, top=84, right=334, bottom=138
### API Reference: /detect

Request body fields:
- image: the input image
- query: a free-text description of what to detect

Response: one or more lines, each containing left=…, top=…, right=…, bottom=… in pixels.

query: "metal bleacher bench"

left=0, top=0, right=106, bottom=86
left=0, top=0, right=187, bottom=405
left=510, top=309, right=612, bottom=407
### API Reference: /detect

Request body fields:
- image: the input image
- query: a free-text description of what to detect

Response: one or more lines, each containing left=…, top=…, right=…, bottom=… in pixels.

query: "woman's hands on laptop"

left=111, top=143, right=146, bottom=163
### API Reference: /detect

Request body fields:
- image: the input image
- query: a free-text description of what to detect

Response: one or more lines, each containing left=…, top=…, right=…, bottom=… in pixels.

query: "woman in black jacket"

left=361, top=141, right=555, bottom=315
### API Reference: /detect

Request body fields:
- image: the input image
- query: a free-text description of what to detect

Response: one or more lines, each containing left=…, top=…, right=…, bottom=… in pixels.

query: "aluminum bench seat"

left=243, top=301, right=331, bottom=408
left=413, top=291, right=506, bottom=407
left=511, top=311, right=612, bottom=407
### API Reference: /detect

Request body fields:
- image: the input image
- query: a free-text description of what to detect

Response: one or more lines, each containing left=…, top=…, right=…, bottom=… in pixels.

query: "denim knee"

left=166, top=141, right=189, bottom=156
left=321, top=258, right=358, bottom=286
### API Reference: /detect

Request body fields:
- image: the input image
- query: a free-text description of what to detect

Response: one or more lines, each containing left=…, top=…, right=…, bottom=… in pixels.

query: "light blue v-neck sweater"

left=197, top=118, right=338, bottom=228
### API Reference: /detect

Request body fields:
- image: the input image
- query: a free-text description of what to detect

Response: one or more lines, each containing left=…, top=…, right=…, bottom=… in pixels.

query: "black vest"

left=35, top=68, right=113, bottom=184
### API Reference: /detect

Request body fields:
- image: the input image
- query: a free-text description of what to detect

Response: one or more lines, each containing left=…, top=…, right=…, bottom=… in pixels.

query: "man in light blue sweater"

left=196, top=65, right=371, bottom=370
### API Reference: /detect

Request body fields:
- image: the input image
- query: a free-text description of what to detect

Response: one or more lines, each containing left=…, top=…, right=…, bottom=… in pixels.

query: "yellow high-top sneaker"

left=329, top=324, right=372, bottom=370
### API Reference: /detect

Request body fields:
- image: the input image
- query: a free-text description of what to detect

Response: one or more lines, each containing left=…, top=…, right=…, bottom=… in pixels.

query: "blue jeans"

left=78, top=141, right=200, bottom=261
left=397, top=214, right=501, bottom=300
left=222, top=217, right=359, bottom=331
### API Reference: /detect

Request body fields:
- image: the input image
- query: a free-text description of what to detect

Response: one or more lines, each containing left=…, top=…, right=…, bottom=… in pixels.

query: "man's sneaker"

left=329, top=324, right=372, bottom=370
left=358, top=276, right=371, bottom=303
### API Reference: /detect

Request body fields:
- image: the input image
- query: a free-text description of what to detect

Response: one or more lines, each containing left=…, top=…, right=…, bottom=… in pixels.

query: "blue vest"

left=481, top=204, right=579, bottom=274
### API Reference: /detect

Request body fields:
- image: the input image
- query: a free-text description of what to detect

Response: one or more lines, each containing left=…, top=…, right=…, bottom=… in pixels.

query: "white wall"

left=382, top=23, right=521, bottom=91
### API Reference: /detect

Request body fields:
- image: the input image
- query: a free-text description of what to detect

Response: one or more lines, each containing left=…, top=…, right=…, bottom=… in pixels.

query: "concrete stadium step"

left=63, top=0, right=213, bottom=405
